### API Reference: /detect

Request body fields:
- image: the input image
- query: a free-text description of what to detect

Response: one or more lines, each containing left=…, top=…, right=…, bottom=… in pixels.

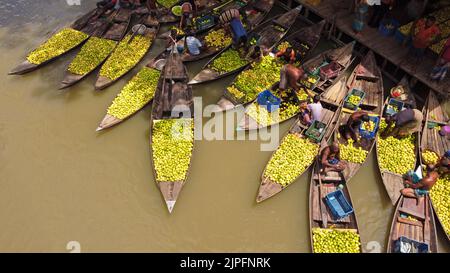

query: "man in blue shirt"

left=183, top=30, right=203, bottom=56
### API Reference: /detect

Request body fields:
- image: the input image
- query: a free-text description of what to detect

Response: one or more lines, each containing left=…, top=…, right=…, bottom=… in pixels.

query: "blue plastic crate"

left=257, top=90, right=281, bottom=113
left=394, top=236, right=429, bottom=253
left=379, top=19, right=399, bottom=37
left=359, top=115, right=380, bottom=139
left=325, top=190, right=354, bottom=220
left=384, top=98, right=404, bottom=116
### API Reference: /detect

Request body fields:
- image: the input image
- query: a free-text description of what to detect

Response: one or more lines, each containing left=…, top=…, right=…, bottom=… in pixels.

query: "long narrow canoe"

left=9, top=8, right=105, bottom=75
left=215, top=20, right=326, bottom=113
left=386, top=196, right=438, bottom=253
left=376, top=78, right=419, bottom=205
left=94, top=15, right=160, bottom=90
left=420, top=91, right=449, bottom=158
left=59, top=9, right=132, bottom=89
left=96, top=50, right=167, bottom=131
left=188, top=6, right=303, bottom=85
left=155, top=0, right=275, bottom=64
left=150, top=51, right=194, bottom=213
left=256, top=77, right=348, bottom=203
left=309, top=160, right=362, bottom=253
left=237, top=40, right=355, bottom=131
left=336, top=51, right=383, bottom=183
left=420, top=91, right=450, bottom=242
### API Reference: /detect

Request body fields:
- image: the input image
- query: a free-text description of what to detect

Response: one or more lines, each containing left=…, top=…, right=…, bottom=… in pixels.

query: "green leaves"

left=152, top=119, right=194, bottom=182
left=27, top=28, right=88, bottom=65
left=107, top=67, right=161, bottom=119
left=68, top=37, right=117, bottom=75
left=100, top=34, right=152, bottom=80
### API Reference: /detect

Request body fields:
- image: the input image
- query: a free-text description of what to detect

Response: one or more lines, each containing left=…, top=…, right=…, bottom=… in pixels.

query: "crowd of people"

left=351, top=0, right=449, bottom=82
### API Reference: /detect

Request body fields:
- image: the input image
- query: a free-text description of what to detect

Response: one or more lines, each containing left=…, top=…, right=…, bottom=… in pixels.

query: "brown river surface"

left=0, top=1, right=449, bottom=252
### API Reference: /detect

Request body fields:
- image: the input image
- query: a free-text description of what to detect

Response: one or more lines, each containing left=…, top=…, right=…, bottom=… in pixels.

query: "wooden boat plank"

left=381, top=172, right=404, bottom=206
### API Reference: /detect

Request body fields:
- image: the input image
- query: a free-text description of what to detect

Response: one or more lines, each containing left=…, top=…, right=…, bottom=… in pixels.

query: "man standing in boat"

left=320, top=143, right=348, bottom=175
left=275, top=64, right=307, bottom=92
left=382, top=106, right=423, bottom=138
left=219, top=8, right=248, bottom=49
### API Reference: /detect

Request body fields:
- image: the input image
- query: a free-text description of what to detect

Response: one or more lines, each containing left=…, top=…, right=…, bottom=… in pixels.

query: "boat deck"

left=279, top=0, right=449, bottom=96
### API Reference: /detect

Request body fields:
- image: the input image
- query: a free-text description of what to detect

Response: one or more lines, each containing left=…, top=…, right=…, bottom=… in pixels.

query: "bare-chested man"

left=401, top=170, right=439, bottom=200
left=339, top=110, right=369, bottom=143
left=320, top=143, right=348, bottom=174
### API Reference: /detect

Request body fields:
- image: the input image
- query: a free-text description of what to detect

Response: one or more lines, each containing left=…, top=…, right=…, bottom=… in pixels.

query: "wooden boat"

left=237, top=40, right=355, bottom=131
left=376, top=77, right=420, bottom=205
left=215, top=20, right=326, bottom=113
left=96, top=49, right=168, bottom=131
left=188, top=6, right=303, bottom=85
left=420, top=91, right=449, bottom=158
left=334, top=51, right=383, bottom=183
left=309, top=160, right=362, bottom=253
left=386, top=196, right=438, bottom=253
left=149, top=50, right=194, bottom=213
left=9, top=8, right=106, bottom=75
left=59, top=10, right=132, bottom=89
left=150, top=0, right=274, bottom=65
left=420, top=91, right=450, bottom=242
left=256, top=77, right=348, bottom=203
left=94, top=15, right=160, bottom=90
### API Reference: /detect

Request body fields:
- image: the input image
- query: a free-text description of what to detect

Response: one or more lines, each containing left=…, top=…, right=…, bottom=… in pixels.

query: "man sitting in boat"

left=308, top=95, right=323, bottom=123
left=340, top=110, right=370, bottom=143
left=429, top=150, right=450, bottom=176
left=320, top=143, right=348, bottom=174
left=275, top=47, right=301, bottom=64
left=382, top=107, right=423, bottom=138
left=401, top=168, right=439, bottom=200
left=180, top=2, right=194, bottom=30
left=299, top=101, right=312, bottom=126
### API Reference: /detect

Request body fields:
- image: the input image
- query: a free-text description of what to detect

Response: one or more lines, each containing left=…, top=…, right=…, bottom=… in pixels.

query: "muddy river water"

left=0, top=0, right=448, bottom=252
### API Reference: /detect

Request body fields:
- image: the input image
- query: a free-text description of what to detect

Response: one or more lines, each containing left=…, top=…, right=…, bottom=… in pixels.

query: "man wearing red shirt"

left=405, top=16, right=441, bottom=71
